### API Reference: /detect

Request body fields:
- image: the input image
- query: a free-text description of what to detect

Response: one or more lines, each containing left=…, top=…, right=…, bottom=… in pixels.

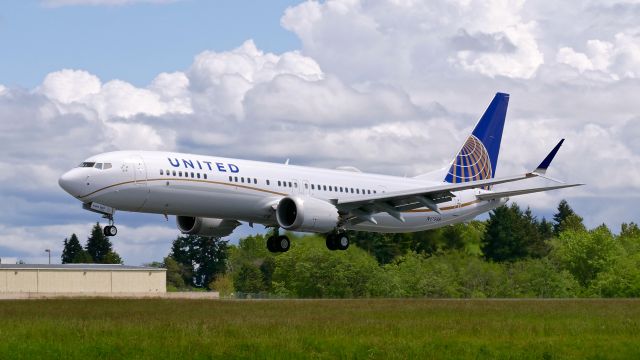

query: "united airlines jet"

left=59, top=93, right=582, bottom=252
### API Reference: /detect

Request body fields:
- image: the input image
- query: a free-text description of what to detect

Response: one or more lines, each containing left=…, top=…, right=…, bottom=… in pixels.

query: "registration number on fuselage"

left=425, top=216, right=442, bottom=223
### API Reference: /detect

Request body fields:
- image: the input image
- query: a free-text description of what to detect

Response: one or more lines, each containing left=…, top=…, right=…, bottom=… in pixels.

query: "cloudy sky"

left=1, top=0, right=638, bottom=265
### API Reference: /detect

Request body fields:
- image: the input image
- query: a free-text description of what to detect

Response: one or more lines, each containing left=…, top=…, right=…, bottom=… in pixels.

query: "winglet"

left=533, top=139, right=564, bottom=175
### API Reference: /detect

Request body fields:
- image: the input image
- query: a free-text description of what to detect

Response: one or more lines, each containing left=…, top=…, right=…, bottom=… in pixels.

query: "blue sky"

left=1, top=0, right=299, bottom=88
left=1, top=0, right=638, bottom=265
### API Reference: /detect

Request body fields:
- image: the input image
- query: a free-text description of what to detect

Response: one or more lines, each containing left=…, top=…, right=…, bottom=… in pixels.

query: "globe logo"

left=446, top=135, right=492, bottom=186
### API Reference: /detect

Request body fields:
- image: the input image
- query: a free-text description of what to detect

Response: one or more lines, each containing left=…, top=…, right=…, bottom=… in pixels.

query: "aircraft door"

left=132, top=155, right=147, bottom=185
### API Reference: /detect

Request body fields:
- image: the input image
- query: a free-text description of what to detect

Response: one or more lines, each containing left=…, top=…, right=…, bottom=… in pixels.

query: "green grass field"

left=0, top=299, right=638, bottom=359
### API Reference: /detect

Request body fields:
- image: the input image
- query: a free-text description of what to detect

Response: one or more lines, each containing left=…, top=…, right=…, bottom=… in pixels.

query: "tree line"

left=152, top=199, right=640, bottom=298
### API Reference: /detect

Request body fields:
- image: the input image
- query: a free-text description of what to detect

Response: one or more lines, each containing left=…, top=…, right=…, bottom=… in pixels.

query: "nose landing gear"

left=83, top=202, right=118, bottom=237
left=103, top=215, right=118, bottom=237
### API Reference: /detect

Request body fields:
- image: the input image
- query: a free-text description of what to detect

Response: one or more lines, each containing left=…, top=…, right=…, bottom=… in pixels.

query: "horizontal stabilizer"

left=476, top=183, right=583, bottom=201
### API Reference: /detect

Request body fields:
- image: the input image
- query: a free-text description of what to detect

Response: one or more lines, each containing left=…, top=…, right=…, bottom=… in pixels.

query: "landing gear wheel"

left=267, top=236, right=278, bottom=253
left=103, top=225, right=118, bottom=237
left=337, top=233, right=349, bottom=250
left=277, top=235, right=290, bottom=252
left=326, top=234, right=338, bottom=251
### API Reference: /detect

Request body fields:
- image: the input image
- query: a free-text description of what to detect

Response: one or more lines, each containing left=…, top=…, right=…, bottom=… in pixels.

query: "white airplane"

left=59, top=93, right=582, bottom=252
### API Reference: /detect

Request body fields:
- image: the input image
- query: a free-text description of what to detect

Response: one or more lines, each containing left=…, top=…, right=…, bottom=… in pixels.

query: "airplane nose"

left=59, top=170, right=84, bottom=198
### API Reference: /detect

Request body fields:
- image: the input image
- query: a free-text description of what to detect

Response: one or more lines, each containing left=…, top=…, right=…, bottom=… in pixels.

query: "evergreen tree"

left=61, top=233, right=83, bottom=264
left=72, top=249, right=94, bottom=263
left=103, top=251, right=123, bottom=264
left=553, top=200, right=584, bottom=236
left=538, top=217, right=554, bottom=240
left=86, top=222, right=112, bottom=262
left=523, top=207, right=548, bottom=258
left=482, top=203, right=545, bottom=262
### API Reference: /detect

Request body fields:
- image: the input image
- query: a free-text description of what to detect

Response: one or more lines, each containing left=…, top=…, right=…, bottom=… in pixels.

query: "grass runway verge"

left=0, top=298, right=638, bottom=359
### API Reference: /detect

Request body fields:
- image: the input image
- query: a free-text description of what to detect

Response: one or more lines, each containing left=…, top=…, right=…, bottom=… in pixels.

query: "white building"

left=0, top=264, right=166, bottom=294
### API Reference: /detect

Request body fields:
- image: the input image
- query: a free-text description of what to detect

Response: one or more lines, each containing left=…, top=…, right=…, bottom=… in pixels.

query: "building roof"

left=0, top=264, right=166, bottom=271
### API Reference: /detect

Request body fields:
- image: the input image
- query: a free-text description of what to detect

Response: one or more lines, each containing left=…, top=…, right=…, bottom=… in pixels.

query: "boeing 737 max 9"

left=59, top=93, right=582, bottom=252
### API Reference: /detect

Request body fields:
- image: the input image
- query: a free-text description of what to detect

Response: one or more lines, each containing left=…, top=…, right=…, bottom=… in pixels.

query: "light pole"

left=45, top=249, right=51, bottom=264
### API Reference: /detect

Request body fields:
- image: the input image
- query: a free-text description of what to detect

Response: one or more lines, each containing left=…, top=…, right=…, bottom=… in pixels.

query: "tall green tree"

left=85, top=222, right=119, bottom=263
left=234, top=263, right=265, bottom=294
left=618, top=222, right=640, bottom=255
left=482, top=203, right=544, bottom=262
left=61, top=233, right=83, bottom=264
left=553, top=200, right=584, bottom=235
left=163, top=256, right=187, bottom=290
left=169, top=234, right=228, bottom=288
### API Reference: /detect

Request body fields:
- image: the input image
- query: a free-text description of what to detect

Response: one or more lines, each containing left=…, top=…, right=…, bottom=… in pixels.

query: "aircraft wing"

left=334, top=139, right=575, bottom=224
left=475, top=183, right=583, bottom=201
left=334, top=172, right=542, bottom=223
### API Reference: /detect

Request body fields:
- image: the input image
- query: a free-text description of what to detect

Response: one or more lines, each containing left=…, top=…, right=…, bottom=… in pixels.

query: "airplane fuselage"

left=59, top=150, right=505, bottom=233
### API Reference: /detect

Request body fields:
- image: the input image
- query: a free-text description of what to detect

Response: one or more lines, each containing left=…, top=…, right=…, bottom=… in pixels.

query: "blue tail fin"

left=444, top=92, right=509, bottom=186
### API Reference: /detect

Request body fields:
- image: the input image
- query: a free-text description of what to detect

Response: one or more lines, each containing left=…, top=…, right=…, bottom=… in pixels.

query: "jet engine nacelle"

left=276, top=196, right=339, bottom=233
left=176, top=216, right=240, bottom=237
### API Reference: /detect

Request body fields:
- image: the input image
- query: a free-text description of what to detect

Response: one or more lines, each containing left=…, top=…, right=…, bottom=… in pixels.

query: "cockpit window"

left=103, top=163, right=112, bottom=170
left=94, top=163, right=103, bottom=169
left=79, top=162, right=95, bottom=168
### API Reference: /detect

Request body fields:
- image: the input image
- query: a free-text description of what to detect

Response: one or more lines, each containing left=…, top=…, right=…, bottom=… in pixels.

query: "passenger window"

left=103, top=163, right=112, bottom=170
left=288, top=182, right=292, bottom=187
left=254, top=178, right=257, bottom=184
left=241, top=177, right=244, bottom=183
left=160, top=169, right=164, bottom=175
left=294, top=183, right=298, bottom=188
left=179, top=171, right=182, bottom=176
left=340, top=187, right=343, bottom=192
left=351, top=188, right=354, bottom=193
left=367, top=190, right=371, bottom=194
left=329, top=186, right=333, bottom=191
left=305, top=183, right=308, bottom=189
left=266, top=180, right=270, bottom=185
left=374, top=190, right=377, bottom=194
left=191, top=172, right=194, bottom=178
left=172, top=170, right=176, bottom=176
left=229, top=176, right=232, bottom=181
left=235, top=176, right=238, bottom=182
left=204, top=174, right=207, bottom=179
left=323, top=185, right=327, bottom=191
left=356, top=189, right=360, bottom=194
left=197, top=173, right=201, bottom=179
left=278, top=181, right=281, bottom=186
left=311, top=184, right=315, bottom=190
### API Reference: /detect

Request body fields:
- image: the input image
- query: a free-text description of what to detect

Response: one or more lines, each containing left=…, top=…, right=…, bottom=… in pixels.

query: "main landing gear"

left=267, top=229, right=290, bottom=253
left=326, top=232, right=349, bottom=251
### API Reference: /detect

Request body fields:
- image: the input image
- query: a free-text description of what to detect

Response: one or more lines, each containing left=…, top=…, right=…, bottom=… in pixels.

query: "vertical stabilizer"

left=444, top=92, right=509, bottom=186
